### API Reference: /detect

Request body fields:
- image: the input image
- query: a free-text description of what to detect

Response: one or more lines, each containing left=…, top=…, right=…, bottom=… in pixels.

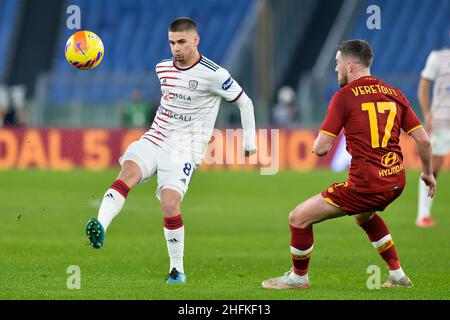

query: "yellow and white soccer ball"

left=65, top=30, right=104, bottom=70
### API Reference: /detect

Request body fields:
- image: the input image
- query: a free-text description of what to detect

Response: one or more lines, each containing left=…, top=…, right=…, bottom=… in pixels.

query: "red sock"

left=359, top=214, right=400, bottom=270
left=164, top=214, right=184, bottom=230
left=290, top=224, right=314, bottom=276
left=110, top=179, right=130, bottom=198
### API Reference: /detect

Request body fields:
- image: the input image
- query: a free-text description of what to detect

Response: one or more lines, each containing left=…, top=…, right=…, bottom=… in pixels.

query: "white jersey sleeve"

left=210, top=68, right=243, bottom=103
left=421, top=51, right=439, bottom=81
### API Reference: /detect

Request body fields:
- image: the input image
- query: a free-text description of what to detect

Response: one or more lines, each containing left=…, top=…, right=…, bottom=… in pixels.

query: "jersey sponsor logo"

left=222, top=76, right=234, bottom=90
left=379, top=152, right=403, bottom=177
left=157, top=106, right=192, bottom=122
left=379, top=163, right=404, bottom=177
left=381, top=152, right=399, bottom=167
left=162, top=90, right=192, bottom=103
left=188, top=80, right=198, bottom=91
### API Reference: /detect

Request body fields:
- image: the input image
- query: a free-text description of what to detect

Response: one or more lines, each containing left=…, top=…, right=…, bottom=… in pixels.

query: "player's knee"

left=160, top=200, right=180, bottom=217
left=118, top=161, right=141, bottom=187
left=289, top=206, right=309, bottom=228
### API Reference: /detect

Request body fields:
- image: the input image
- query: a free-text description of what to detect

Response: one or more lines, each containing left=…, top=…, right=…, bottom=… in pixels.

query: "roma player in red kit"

left=262, top=40, right=436, bottom=289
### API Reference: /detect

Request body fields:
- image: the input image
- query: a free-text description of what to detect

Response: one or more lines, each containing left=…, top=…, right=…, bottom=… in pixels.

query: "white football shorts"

left=119, top=138, right=197, bottom=200
left=430, top=128, right=450, bottom=156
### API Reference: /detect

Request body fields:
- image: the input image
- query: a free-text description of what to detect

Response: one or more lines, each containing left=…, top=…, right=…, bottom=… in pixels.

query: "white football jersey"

left=142, top=55, right=243, bottom=163
left=421, top=48, right=450, bottom=129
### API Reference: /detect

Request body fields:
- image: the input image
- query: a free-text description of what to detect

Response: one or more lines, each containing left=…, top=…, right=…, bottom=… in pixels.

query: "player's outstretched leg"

left=161, top=189, right=186, bottom=284
left=356, top=212, right=413, bottom=288
left=86, top=179, right=130, bottom=249
left=86, top=160, right=140, bottom=249
left=262, top=194, right=345, bottom=289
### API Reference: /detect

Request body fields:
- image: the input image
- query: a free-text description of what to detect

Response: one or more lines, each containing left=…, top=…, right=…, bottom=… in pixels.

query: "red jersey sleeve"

left=319, top=90, right=346, bottom=137
left=401, top=101, right=422, bottom=135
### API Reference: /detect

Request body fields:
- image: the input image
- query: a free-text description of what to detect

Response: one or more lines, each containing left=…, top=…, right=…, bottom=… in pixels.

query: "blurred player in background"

left=416, top=31, right=450, bottom=228
left=262, top=40, right=435, bottom=290
left=85, top=17, right=257, bottom=284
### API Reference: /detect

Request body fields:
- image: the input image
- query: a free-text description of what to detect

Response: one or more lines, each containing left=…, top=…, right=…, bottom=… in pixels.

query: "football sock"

left=97, top=179, right=130, bottom=231
left=359, top=214, right=401, bottom=271
left=164, top=214, right=185, bottom=273
left=289, top=270, right=310, bottom=283
left=389, top=267, right=406, bottom=281
left=417, top=177, right=433, bottom=220
left=290, top=224, right=314, bottom=279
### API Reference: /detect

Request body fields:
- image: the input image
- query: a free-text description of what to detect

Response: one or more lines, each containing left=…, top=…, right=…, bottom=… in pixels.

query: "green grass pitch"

left=0, top=169, right=449, bottom=300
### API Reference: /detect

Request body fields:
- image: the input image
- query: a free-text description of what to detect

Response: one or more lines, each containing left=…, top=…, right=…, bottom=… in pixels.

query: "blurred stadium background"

left=1, top=0, right=450, bottom=300
left=0, top=0, right=449, bottom=170
left=0, top=0, right=447, bottom=127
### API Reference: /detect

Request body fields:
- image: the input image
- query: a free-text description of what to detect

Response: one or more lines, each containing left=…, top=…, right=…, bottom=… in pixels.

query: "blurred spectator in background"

left=415, top=30, right=450, bottom=228
left=121, top=89, right=152, bottom=128
left=272, top=86, right=299, bottom=127
left=0, top=85, right=27, bottom=127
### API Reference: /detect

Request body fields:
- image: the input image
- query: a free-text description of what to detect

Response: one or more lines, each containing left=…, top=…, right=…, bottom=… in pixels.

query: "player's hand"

left=421, top=173, right=436, bottom=198
left=245, top=147, right=257, bottom=157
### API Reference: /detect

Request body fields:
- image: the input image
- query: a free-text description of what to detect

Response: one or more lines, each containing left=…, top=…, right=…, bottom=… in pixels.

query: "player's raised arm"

left=234, top=92, right=257, bottom=156
left=211, top=68, right=257, bottom=156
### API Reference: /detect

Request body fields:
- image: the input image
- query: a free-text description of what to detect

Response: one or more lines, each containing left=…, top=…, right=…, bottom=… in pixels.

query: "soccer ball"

left=65, top=30, right=104, bottom=70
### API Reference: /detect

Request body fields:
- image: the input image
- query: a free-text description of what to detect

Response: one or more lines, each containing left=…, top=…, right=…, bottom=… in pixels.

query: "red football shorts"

left=321, top=182, right=404, bottom=215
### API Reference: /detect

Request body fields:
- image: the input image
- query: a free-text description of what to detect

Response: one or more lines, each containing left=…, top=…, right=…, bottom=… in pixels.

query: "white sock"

left=97, top=189, right=126, bottom=231
left=417, top=178, right=433, bottom=220
left=289, top=270, right=309, bottom=283
left=389, top=267, right=406, bottom=281
left=164, top=226, right=185, bottom=273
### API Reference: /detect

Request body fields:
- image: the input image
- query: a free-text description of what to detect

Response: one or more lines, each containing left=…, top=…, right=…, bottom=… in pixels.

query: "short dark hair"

left=337, top=39, right=373, bottom=68
left=169, top=17, right=197, bottom=33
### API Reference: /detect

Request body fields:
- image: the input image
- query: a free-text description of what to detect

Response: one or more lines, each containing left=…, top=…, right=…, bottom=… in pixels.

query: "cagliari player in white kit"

left=85, top=18, right=257, bottom=283
left=416, top=34, right=450, bottom=228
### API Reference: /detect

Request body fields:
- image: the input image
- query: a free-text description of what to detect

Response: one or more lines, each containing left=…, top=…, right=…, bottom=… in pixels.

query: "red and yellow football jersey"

left=320, top=76, right=422, bottom=193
